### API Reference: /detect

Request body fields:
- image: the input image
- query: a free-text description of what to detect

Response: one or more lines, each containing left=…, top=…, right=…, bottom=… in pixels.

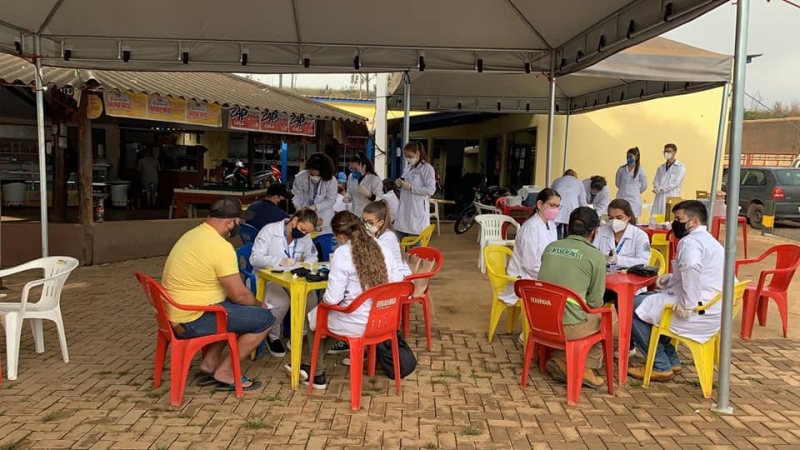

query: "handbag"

left=375, top=331, right=417, bottom=380
left=626, top=264, right=659, bottom=277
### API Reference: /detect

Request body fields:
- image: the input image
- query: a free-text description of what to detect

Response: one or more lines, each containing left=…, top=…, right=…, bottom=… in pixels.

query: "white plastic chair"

left=474, top=202, right=501, bottom=243
left=429, top=199, right=441, bottom=236
left=475, top=214, right=519, bottom=273
left=0, top=256, right=79, bottom=380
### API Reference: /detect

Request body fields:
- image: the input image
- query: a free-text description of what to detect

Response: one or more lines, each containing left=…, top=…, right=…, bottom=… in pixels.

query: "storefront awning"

left=0, top=53, right=364, bottom=124
left=387, top=37, right=732, bottom=115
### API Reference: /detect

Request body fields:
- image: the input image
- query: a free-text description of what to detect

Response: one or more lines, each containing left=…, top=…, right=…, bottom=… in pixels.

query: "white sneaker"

left=614, top=347, right=637, bottom=360
left=517, top=332, right=525, bottom=346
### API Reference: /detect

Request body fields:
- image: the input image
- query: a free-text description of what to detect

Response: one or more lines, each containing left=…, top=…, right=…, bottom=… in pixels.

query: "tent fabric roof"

left=387, top=37, right=732, bottom=115
left=0, top=54, right=364, bottom=123
left=0, top=1, right=725, bottom=76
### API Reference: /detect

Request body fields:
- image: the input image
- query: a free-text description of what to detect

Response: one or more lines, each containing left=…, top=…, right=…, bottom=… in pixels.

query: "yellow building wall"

left=200, top=130, right=229, bottom=174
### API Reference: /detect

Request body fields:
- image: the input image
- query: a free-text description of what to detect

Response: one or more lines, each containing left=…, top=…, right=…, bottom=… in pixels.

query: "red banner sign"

left=229, top=106, right=315, bottom=137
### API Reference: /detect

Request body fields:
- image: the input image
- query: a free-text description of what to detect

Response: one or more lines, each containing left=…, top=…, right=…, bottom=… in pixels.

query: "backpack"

left=375, top=331, right=417, bottom=380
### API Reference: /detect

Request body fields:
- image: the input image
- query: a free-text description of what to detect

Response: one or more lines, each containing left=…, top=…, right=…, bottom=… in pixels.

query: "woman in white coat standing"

left=345, top=152, right=384, bottom=216
left=394, top=141, right=437, bottom=242
left=551, top=169, right=586, bottom=238
left=583, top=175, right=611, bottom=217
left=652, top=143, right=686, bottom=216
left=615, top=147, right=648, bottom=218
left=292, top=153, right=338, bottom=233
left=288, top=211, right=401, bottom=389
left=250, top=209, right=320, bottom=357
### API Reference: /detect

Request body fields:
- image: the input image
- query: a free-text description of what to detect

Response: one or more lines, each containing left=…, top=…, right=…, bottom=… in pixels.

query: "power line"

left=745, top=91, right=800, bottom=134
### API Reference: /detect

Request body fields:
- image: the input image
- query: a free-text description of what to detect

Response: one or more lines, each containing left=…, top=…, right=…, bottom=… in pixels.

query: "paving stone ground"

left=1, top=227, right=800, bottom=449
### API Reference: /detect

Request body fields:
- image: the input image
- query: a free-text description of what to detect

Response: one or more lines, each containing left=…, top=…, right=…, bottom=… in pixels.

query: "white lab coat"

left=395, top=161, right=436, bottom=235
left=249, top=220, right=319, bottom=270
left=291, top=170, right=338, bottom=233
left=311, top=241, right=401, bottom=337
left=583, top=178, right=611, bottom=217
left=499, top=214, right=558, bottom=305
left=615, top=165, right=648, bottom=218
left=551, top=175, right=587, bottom=224
left=380, top=192, right=400, bottom=225
left=333, top=193, right=348, bottom=213
left=346, top=172, right=383, bottom=216
left=592, top=223, right=651, bottom=269
left=377, top=230, right=412, bottom=280
left=652, top=160, right=687, bottom=216
left=634, top=226, right=726, bottom=343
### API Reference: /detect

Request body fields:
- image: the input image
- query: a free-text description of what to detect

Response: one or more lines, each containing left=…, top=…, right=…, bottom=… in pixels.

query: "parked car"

left=722, top=166, right=800, bottom=229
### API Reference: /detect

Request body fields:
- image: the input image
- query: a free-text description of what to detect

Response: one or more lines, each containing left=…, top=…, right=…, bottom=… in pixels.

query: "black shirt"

left=246, top=200, right=289, bottom=230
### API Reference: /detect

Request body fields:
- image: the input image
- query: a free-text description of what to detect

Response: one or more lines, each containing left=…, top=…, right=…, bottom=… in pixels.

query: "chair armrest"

left=585, top=305, right=614, bottom=316
left=735, top=254, right=769, bottom=276
left=753, top=268, right=789, bottom=293
left=0, top=262, right=39, bottom=278
left=659, top=305, right=674, bottom=329
left=318, top=297, right=366, bottom=314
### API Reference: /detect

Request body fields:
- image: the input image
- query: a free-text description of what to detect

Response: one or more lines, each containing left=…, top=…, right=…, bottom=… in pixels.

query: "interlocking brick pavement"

left=0, top=255, right=800, bottom=449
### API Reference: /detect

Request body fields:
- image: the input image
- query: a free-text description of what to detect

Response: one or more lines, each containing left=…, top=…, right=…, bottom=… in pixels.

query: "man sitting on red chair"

left=537, top=206, right=607, bottom=388
left=162, top=197, right=275, bottom=392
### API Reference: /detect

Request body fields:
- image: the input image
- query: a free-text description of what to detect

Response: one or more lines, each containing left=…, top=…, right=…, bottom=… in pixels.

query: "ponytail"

left=331, top=211, right=389, bottom=290
left=363, top=200, right=393, bottom=237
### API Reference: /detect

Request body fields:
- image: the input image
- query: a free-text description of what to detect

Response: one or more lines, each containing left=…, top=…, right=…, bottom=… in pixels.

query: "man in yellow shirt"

left=163, top=196, right=274, bottom=392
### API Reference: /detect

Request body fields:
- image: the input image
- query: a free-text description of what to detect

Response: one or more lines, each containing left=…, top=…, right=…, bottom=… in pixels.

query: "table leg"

left=175, top=199, right=187, bottom=218
left=615, top=287, right=635, bottom=386
left=289, top=286, right=310, bottom=390
left=740, top=219, right=748, bottom=258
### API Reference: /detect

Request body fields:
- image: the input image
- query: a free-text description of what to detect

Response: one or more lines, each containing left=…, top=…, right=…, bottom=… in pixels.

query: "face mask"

left=291, top=226, right=305, bottom=240
left=664, top=152, right=673, bottom=161
left=310, top=175, right=321, bottom=183
left=610, top=218, right=628, bottom=233
left=671, top=219, right=692, bottom=239
left=542, top=207, right=558, bottom=222
left=626, top=156, right=635, bottom=165
left=365, top=223, right=378, bottom=235
left=406, top=157, right=418, bottom=166
left=351, top=171, right=362, bottom=180
left=228, top=222, right=240, bottom=238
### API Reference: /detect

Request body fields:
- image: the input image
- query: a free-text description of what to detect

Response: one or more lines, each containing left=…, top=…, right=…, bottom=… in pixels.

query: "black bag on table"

left=375, top=331, right=417, bottom=380
left=626, top=264, right=659, bottom=277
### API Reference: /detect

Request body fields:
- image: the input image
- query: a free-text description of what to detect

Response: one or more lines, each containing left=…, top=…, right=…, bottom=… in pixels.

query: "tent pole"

left=374, top=73, right=389, bottom=179
left=709, top=83, right=731, bottom=220
left=545, top=53, right=556, bottom=186
left=401, top=72, right=411, bottom=170
left=562, top=109, right=571, bottom=174
left=713, top=0, right=750, bottom=416
left=34, top=35, right=50, bottom=257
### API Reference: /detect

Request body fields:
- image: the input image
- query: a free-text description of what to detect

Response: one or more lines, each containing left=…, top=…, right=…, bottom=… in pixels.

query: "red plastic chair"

left=134, top=273, right=243, bottom=407
left=515, top=279, right=614, bottom=407
left=308, top=281, right=414, bottom=411
left=401, top=247, right=444, bottom=350
left=734, top=244, right=800, bottom=339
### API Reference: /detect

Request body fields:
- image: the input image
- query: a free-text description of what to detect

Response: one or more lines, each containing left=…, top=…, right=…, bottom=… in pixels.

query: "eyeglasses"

left=545, top=202, right=562, bottom=210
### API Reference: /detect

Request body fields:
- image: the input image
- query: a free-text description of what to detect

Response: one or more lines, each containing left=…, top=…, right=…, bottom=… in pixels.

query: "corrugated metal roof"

left=0, top=53, right=364, bottom=123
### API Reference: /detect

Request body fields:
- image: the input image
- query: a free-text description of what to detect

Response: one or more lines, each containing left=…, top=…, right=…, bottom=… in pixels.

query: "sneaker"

left=327, top=340, right=350, bottom=355
left=268, top=339, right=286, bottom=358
left=545, top=358, right=567, bottom=383
left=517, top=332, right=525, bottom=346
left=672, top=365, right=682, bottom=375
left=302, top=372, right=328, bottom=390
left=614, top=347, right=637, bottom=360
left=283, top=363, right=310, bottom=382
left=627, top=365, right=674, bottom=382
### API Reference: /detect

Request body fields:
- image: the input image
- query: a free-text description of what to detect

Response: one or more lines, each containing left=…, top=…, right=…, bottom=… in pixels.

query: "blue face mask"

left=351, top=171, right=362, bottom=181
left=626, top=156, right=635, bottom=165
left=291, top=227, right=305, bottom=240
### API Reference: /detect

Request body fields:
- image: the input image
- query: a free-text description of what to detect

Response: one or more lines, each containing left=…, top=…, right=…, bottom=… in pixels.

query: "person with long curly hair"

left=285, top=211, right=401, bottom=389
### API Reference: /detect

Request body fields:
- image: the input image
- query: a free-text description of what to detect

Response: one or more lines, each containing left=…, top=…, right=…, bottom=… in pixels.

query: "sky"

left=250, top=1, right=799, bottom=109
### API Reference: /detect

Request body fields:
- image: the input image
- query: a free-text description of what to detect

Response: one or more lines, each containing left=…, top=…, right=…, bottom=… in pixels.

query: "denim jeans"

left=630, top=292, right=681, bottom=372
left=177, top=300, right=275, bottom=339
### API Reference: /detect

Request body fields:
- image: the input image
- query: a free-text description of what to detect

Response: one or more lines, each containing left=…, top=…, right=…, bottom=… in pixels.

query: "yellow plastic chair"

left=400, top=224, right=436, bottom=251
left=642, top=280, right=749, bottom=398
left=483, top=245, right=529, bottom=344
left=649, top=249, right=668, bottom=276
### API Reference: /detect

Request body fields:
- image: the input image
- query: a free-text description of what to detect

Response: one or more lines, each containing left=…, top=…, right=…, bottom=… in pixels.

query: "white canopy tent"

left=0, top=0, right=750, bottom=414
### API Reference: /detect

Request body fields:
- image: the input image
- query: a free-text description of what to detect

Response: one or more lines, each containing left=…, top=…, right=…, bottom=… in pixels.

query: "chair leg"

left=520, top=336, right=536, bottom=388
left=367, top=345, right=377, bottom=377
left=421, top=298, right=433, bottom=351
left=739, top=291, right=757, bottom=340
left=688, top=340, right=717, bottom=399
left=228, top=335, right=244, bottom=399
left=349, top=342, right=365, bottom=411
left=154, top=334, right=169, bottom=389
left=390, top=337, right=402, bottom=395
left=774, top=293, right=789, bottom=338
left=307, top=333, right=323, bottom=395
left=168, top=345, right=187, bottom=407
left=642, top=326, right=662, bottom=389
left=29, top=319, right=45, bottom=353
left=53, top=309, right=70, bottom=363
left=487, top=298, right=505, bottom=343
left=565, top=343, right=588, bottom=407
left=4, top=315, right=21, bottom=381
left=602, top=336, right=615, bottom=396
left=756, top=296, right=769, bottom=327
left=506, top=305, right=517, bottom=334
left=401, top=304, right=411, bottom=338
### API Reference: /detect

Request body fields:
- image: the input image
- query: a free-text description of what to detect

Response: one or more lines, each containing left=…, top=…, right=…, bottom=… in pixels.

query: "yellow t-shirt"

left=162, top=223, right=240, bottom=323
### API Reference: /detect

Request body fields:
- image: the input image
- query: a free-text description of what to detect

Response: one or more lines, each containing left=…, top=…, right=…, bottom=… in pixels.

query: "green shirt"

left=537, top=235, right=606, bottom=325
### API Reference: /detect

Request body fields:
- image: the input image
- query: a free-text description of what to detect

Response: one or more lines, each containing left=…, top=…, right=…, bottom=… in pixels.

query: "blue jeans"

left=630, top=292, right=681, bottom=372
left=177, top=300, right=275, bottom=339
left=394, top=230, right=421, bottom=248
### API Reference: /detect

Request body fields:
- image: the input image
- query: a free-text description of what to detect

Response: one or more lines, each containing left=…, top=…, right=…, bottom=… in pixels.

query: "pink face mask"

left=542, top=207, right=558, bottom=222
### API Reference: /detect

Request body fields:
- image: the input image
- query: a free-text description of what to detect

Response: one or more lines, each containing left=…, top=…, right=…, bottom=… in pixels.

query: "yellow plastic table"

left=256, top=265, right=328, bottom=389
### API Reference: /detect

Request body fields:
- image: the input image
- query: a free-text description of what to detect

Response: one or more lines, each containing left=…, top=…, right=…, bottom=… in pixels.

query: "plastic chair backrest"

left=649, top=249, right=667, bottom=276
left=235, top=244, right=256, bottom=294
left=696, top=280, right=750, bottom=317
left=484, top=245, right=514, bottom=295
left=406, top=247, right=444, bottom=291
left=418, top=224, right=436, bottom=247
left=475, top=214, right=518, bottom=242
left=767, top=244, right=800, bottom=292
left=313, top=233, right=338, bottom=261
left=360, top=281, right=415, bottom=339
left=515, top=279, right=583, bottom=345
left=135, top=273, right=177, bottom=340
left=25, top=257, right=79, bottom=310
left=475, top=202, right=500, bottom=214
left=239, top=223, right=259, bottom=246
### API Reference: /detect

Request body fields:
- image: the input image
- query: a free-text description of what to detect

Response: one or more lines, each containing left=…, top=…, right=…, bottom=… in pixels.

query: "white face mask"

left=664, top=152, right=673, bottom=161
left=610, top=218, right=628, bottom=233
left=310, top=175, right=321, bottom=183
left=406, top=157, right=418, bottom=166
left=365, top=223, right=379, bottom=235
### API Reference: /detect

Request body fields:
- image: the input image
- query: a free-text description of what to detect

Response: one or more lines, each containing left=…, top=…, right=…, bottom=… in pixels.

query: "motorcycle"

left=453, top=173, right=512, bottom=235
left=253, top=164, right=282, bottom=188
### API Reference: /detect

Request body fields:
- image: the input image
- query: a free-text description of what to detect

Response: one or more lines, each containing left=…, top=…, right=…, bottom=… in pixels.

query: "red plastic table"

left=498, top=205, right=535, bottom=235
left=710, top=216, right=748, bottom=258
left=605, top=272, right=658, bottom=385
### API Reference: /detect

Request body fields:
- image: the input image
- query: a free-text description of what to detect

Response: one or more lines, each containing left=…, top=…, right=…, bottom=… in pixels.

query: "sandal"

left=196, top=374, right=219, bottom=387
left=215, top=376, right=262, bottom=392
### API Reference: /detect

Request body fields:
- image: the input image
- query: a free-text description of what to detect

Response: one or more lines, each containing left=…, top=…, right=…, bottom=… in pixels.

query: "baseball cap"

left=209, top=196, right=254, bottom=220
left=267, top=183, right=293, bottom=199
